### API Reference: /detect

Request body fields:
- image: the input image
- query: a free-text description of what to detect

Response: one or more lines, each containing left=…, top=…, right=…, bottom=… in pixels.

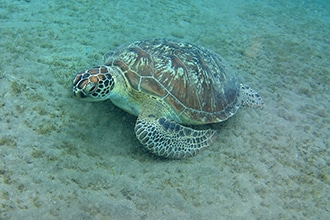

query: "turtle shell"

left=105, top=38, right=241, bottom=124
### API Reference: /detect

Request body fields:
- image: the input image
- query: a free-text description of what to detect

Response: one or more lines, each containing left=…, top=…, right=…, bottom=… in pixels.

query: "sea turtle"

left=72, top=38, right=264, bottom=159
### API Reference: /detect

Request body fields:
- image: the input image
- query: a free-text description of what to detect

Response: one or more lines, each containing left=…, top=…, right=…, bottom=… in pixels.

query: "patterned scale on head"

left=73, top=38, right=264, bottom=159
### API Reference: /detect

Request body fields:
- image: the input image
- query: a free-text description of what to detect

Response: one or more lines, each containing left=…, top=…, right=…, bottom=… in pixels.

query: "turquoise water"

left=0, top=0, right=329, bottom=219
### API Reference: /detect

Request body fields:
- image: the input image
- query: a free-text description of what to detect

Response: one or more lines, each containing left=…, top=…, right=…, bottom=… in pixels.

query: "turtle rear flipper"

left=134, top=113, right=216, bottom=159
left=239, top=83, right=264, bottom=109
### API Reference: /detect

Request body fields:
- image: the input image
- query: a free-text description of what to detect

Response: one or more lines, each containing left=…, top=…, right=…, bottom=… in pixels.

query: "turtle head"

left=73, top=66, right=115, bottom=101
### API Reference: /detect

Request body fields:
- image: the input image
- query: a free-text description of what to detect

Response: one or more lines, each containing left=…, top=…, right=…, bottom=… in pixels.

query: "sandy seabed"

left=0, top=0, right=329, bottom=219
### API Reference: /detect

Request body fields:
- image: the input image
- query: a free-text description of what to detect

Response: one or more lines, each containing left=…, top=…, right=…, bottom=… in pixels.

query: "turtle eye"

left=84, top=82, right=97, bottom=94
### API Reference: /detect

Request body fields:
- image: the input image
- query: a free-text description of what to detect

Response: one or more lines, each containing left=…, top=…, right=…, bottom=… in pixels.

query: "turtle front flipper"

left=134, top=114, right=216, bottom=159
left=239, top=83, right=264, bottom=109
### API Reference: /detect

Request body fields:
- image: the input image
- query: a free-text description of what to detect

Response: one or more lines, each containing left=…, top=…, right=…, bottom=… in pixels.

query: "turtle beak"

left=72, top=73, right=89, bottom=99
left=73, top=88, right=87, bottom=98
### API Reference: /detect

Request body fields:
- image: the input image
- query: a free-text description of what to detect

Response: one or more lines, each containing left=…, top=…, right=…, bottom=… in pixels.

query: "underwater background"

left=0, top=0, right=329, bottom=219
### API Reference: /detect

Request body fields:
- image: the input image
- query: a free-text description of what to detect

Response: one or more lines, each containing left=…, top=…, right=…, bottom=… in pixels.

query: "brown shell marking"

left=106, top=39, right=240, bottom=123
